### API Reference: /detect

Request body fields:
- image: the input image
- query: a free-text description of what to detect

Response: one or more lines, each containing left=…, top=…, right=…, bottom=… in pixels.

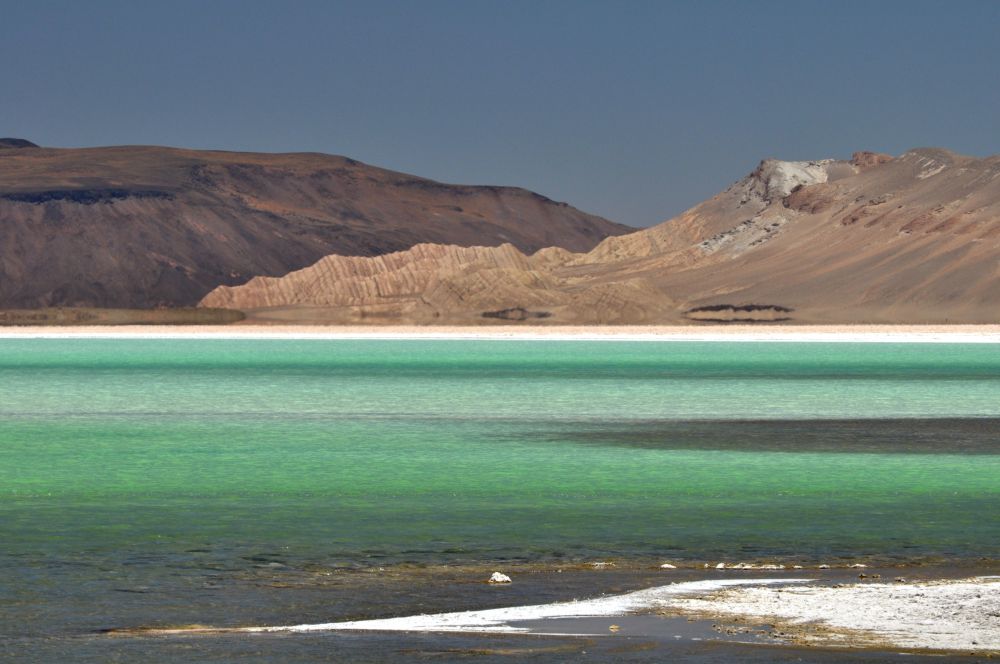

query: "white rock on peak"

left=754, top=159, right=833, bottom=201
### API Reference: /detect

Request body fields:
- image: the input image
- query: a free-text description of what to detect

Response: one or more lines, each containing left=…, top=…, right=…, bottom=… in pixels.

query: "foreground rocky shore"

left=117, top=567, right=1000, bottom=657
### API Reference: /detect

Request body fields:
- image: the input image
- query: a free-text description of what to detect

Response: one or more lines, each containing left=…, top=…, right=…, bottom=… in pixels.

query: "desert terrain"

left=201, top=149, right=1000, bottom=325
left=0, top=139, right=629, bottom=309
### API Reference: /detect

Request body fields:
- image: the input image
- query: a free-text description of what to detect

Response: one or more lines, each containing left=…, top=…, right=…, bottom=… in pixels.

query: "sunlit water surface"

left=1, top=339, right=997, bottom=660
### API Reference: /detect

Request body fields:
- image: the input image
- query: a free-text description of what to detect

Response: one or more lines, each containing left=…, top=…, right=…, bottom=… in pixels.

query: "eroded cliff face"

left=0, top=143, right=631, bottom=308
left=201, top=148, right=1000, bottom=325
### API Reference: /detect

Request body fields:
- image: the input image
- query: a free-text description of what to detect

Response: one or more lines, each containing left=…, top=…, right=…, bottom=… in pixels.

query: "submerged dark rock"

left=482, top=307, right=553, bottom=321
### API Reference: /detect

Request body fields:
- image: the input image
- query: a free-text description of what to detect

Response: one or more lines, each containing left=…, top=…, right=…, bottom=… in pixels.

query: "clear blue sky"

left=2, top=0, right=998, bottom=227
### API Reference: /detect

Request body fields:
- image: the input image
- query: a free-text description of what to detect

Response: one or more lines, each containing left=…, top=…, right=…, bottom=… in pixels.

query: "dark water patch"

left=481, top=307, right=553, bottom=320
left=2, top=339, right=998, bottom=383
left=4, top=631, right=955, bottom=663
left=540, top=418, right=1000, bottom=455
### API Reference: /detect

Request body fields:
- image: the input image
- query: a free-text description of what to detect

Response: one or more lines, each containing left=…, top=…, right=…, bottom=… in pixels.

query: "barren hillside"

left=0, top=141, right=630, bottom=307
left=201, top=148, right=1000, bottom=324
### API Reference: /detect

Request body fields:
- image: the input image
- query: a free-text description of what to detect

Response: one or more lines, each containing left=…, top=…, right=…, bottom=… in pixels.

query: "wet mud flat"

left=20, top=563, right=991, bottom=663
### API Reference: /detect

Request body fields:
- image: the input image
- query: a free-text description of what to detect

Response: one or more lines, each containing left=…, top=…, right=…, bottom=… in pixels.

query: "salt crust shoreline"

left=248, top=578, right=804, bottom=635
left=2, top=324, right=1000, bottom=343
left=669, top=576, right=1000, bottom=653
left=241, top=577, right=999, bottom=653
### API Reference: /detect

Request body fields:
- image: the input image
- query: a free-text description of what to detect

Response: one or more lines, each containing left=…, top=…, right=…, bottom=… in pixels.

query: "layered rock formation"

left=202, top=148, right=1000, bottom=324
left=0, top=141, right=630, bottom=307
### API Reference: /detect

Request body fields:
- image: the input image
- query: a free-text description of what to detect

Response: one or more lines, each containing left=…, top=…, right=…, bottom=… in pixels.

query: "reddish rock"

left=851, top=151, right=894, bottom=169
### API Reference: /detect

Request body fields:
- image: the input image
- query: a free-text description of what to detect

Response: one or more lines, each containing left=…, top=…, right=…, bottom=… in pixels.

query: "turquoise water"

left=1, top=339, right=999, bottom=650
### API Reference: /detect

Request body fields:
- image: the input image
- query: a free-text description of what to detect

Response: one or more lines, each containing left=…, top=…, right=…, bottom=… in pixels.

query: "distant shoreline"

left=1, top=324, right=999, bottom=342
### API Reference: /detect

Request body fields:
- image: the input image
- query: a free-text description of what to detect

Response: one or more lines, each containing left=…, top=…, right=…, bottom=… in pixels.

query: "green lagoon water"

left=1, top=339, right=999, bottom=653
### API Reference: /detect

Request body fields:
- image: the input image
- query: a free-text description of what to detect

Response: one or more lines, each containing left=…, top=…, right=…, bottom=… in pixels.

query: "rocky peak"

left=741, top=159, right=835, bottom=205
left=850, top=151, right=893, bottom=170
left=899, top=148, right=960, bottom=180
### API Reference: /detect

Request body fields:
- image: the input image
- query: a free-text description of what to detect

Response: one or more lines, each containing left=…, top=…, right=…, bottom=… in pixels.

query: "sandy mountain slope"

left=201, top=148, right=1000, bottom=324
left=0, top=141, right=630, bottom=308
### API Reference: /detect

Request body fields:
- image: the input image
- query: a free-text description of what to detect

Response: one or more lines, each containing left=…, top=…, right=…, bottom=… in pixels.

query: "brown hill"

left=0, top=138, right=40, bottom=149
left=201, top=148, right=1000, bottom=324
left=0, top=142, right=630, bottom=307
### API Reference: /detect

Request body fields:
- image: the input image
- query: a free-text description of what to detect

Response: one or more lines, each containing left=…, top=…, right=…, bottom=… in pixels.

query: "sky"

left=2, top=0, right=998, bottom=227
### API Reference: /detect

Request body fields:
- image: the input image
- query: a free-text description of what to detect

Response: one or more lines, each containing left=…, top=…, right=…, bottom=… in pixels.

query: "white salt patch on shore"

left=671, top=576, right=1000, bottom=652
left=726, top=563, right=786, bottom=570
left=247, top=578, right=804, bottom=635
left=2, top=325, right=999, bottom=343
left=487, top=571, right=511, bottom=584
left=237, top=576, right=1000, bottom=653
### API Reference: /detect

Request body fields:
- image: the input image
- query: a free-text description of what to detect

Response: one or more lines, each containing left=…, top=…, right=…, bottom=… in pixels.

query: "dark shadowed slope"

left=0, top=138, right=40, bottom=149
left=0, top=142, right=631, bottom=307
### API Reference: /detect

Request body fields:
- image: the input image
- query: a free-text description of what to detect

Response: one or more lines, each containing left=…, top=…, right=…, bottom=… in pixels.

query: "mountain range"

left=0, top=140, right=630, bottom=308
left=2, top=138, right=997, bottom=324
left=201, top=148, right=1000, bottom=324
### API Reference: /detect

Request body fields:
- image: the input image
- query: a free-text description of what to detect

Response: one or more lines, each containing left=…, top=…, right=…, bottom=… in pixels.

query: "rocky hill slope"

left=201, top=148, right=1000, bottom=324
left=0, top=141, right=630, bottom=307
